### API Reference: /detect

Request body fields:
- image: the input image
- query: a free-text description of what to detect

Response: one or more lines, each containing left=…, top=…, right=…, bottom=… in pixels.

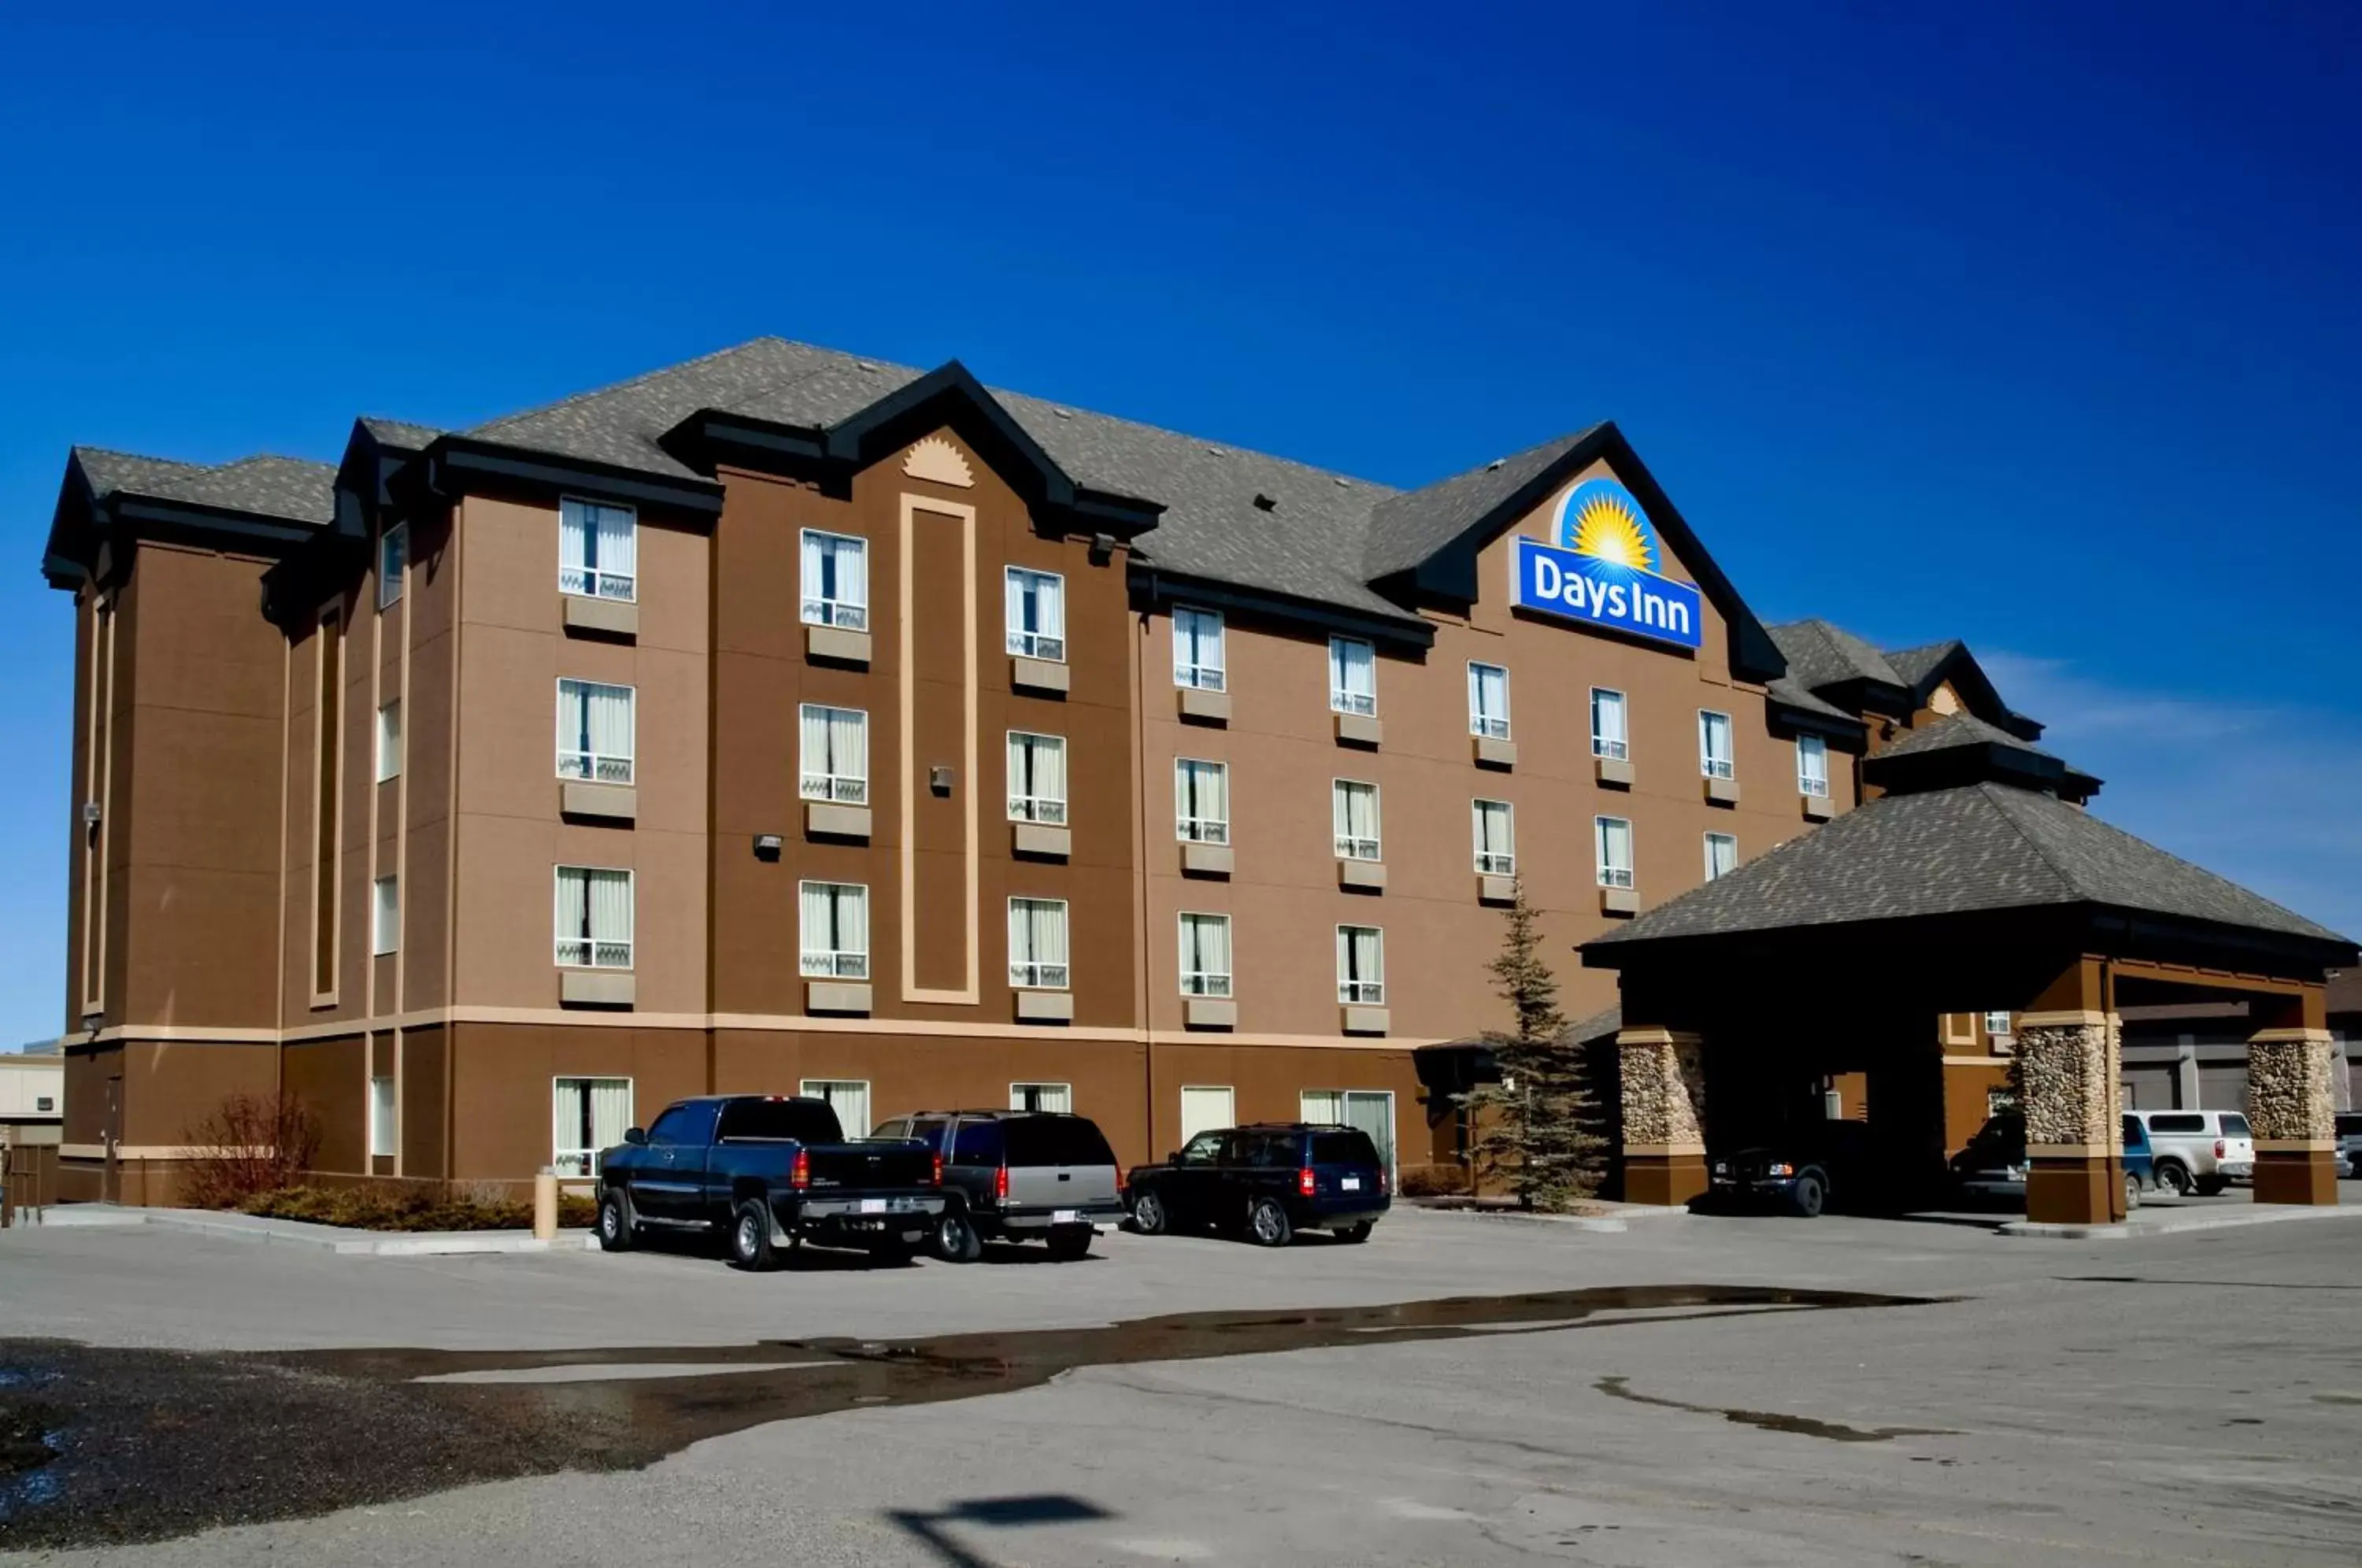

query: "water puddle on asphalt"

left=0, top=1282, right=1939, bottom=1549
left=1592, top=1374, right=1957, bottom=1443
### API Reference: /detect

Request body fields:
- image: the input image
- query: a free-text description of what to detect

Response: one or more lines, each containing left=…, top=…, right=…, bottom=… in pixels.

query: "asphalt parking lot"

left=6, top=1197, right=2362, bottom=1566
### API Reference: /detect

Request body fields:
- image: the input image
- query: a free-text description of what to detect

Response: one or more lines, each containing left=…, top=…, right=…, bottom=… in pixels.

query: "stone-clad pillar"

left=2249, top=1023, right=2338, bottom=1206
left=2018, top=1009, right=2124, bottom=1225
left=1618, top=1027, right=1707, bottom=1205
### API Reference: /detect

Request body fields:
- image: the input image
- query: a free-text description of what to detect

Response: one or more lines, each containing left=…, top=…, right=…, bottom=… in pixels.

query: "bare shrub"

left=180, top=1092, right=322, bottom=1209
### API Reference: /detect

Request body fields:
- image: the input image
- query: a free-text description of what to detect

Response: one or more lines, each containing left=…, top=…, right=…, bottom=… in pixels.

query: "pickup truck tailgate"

left=802, top=1141, right=935, bottom=1190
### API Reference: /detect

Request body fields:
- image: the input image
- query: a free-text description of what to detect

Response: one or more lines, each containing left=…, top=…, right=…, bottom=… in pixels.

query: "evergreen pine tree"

left=1464, top=875, right=1607, bottom=1209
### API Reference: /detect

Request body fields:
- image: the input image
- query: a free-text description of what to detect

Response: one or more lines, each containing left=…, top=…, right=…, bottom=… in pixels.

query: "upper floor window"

left=1336, top=924, right=1385, bottom=1004
left=1704, top=831, right=1738, bottom=882
left=1473, top=799, right=1515, bottom=876
left=1329, top=637, right=1376, bottom=716
left=1007, top=731, right=1068, bottom=824
left=1467, top=662, right=1510, bottom=739
left=557, top=679, right=635, bottom=785
left=554, top=866, right=632, bottom=969
left=1591, top=688, right=1628, bottom=760
left=1175, top=758, right=1228, bottom=845
left=1983, top=1010, right=2014, bottom=1041
left=372, top=875, right=400, bottom=956
left=1178, top=912, right=1233, bottom=998
left=798, top=881, right=869, bottom=979
left=1008, top=897, right=1070, bottom=990
left=1173, top=607, right=1225, bottom=691
left=1698, top=710, right=1734, bottom=779
left=375, top=699, right=402, bottom=783
left=800, top=529, right=868, bottom=631
left=1595, top=815, right=1635, bottom=889
left=560, top=498, right=637, bottom=602
left=1797, top=734, right=1831, bottom=798
left=1005, top=568, right=1066, bottom=661
left=1332, top=779, right=1381, bottom=861
left=799, top=704, right=868, bottom=804
left=377, top=523, right=407, bottom=610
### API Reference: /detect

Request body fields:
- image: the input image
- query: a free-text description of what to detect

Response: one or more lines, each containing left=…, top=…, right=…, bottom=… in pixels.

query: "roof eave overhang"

left=1903, top=644, right=2044, bottom=740
left=1131, top=561, right=1434, bottom=651
left=421, top=435, right=726, bottom=520
left=1862, top=741, right=2100, bottom=801
left=1766, top=698, right=1870, bottom=745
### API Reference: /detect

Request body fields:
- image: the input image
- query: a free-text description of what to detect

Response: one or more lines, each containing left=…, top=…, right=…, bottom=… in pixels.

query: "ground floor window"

left=553, top=1076, right=632, bottom=1177
left=801, top=1078, right=872, bottom=1138
left=1179, top=1085, right=1234, bottom=1145
left=1300, top=1089, right=1394, bottom=1173
left=1010, top=1082, right=1072, bottom=1114
left=368, top=1074, right=396, bottom=1159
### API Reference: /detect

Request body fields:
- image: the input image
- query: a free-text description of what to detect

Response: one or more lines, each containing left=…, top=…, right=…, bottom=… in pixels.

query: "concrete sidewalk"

left=35, top=1204, right=595, bottom=1256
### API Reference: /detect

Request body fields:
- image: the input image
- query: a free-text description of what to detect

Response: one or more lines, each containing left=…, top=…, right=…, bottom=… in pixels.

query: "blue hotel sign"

left=1510, top=477, right=1702, bottom=650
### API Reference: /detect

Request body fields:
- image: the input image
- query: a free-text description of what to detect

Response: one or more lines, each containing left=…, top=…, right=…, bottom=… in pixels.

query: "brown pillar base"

left=1623, top=1152, right=1707, bottom=1207
left=2027, top=1156, right=2119, bottom=1225
left=2253, top=1149, right=2338, bottom=1206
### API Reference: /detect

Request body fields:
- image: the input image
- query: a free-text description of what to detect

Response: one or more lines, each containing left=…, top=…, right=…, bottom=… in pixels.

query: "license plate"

left=1053, top=1208, right=1079, bottom=1224
left=860, top=1198, right=885, bottom=1214
left=1342, top=1177, right=1361, bottom=1191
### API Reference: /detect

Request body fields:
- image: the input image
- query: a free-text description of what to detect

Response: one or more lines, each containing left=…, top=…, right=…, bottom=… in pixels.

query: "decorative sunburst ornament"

left=1564, top=485, right=1654, bottom=573
left=902, top=435, right=975, bottom=488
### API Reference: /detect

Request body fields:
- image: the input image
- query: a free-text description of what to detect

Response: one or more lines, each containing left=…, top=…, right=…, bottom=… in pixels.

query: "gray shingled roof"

left=73, top=447, right=203, bottom=501
left=1768, top=619, right=1906, bottom=694
left=1587, top=781, right=2349, bottom=949
left=1360, top=427, right=1601, bottom=581
left=1766, top=675, right=1854, bottom=722
left=76, top=446, right=335, bottom=526
left=1884, top=639, right=1960, bottom=690
left=1878, top=712, right=2053, bottom=760
left=360, top=417, right=444, bottom=450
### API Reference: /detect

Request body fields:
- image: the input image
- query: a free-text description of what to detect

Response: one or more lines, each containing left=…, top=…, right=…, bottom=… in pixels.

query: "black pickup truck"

left=594, top=1094, right=944, bottom=1270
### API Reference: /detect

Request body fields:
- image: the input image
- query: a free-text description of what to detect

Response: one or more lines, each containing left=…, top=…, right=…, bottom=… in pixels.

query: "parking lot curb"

left=24, top=1204, right=598, bottom=1256
left=2001, top=1204, right=2360, bottom=1241
left=1409, top=1204, right=1635, bottom=1233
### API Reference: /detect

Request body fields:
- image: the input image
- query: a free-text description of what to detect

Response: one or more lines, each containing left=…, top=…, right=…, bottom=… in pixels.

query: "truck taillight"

left=995, top=1163, right=1009, bottom=1201
left=1378, top=1167, right=1390, bottom=1195
left=1298, top=1167, right=1316, bottom=1197
left=2215, top=1139, right=2227, bottom=1159
left=791, top=1148, right=811, bottom=1189
left=931, top=1153, right=943, bottom=1187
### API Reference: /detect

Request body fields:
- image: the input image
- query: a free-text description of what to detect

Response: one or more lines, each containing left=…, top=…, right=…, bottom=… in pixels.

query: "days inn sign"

left=1511, top=477, right=1703, bottom=650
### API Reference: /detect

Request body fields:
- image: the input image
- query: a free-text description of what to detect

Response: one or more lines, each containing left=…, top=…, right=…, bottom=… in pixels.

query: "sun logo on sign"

left=1561, top=481, right=1656, bottom=575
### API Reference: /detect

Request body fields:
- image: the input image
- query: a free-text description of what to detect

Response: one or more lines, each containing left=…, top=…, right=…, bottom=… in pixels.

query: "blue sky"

left=1, top=3, right=2356, bottom=1045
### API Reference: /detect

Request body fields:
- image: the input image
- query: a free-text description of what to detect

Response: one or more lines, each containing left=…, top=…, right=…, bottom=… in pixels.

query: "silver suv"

left=2135, top=1110, right=2255, bottom=1196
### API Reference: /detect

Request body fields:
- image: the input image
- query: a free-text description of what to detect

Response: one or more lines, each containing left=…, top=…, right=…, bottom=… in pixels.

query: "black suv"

left=870, top=1110, right=1125, bottom=1261
left=1124, top=1123, right=1390, bottom=1246
left=1707, top=1119, right=1879, bottom=1217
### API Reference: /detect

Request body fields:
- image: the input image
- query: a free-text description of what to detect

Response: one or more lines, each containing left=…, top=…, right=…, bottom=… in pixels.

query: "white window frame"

left=1467, top=661, right=1511, bottom=740
left=1009, top=1082, right=1072, bottom=1113
left=1332, top=778, right=1381, bottom=862
left=559, top=497, right=637, bottom=602
left=1178, top=911, right=1234, bottom=999
left=368, top=1073, right=398, bottom=1159
left=1008, top=897, right=1071, bottom=990
left=375, top=698, right=402, bottom=783
left=1595, top=815, right=1635, bottom=889
left=798, top=880, right=870, bottom=979
left=1472, top=798, right=1515, bottom=876
left=377, top=523, right=407, bottom=611
left=1006, top=730, right=1068, bottom=825
left=800, top=1078, right=872, bottom=1138
left=1328, top=636, right=1376, bottom=716
left=1699, top=709, right=1735, bottom=780
left=553, top=1074, right=633, bottom=1178
left=1336, top=924, right=1386, bottom=1005
left=1175, top=758, right=1229, bottom=845
left=556, top=678, right=635, bottom=786
left=1797, top=734, right=1831, bottom=798
left=1591, top=687, right=1629, bottom=760
left=1299, top=1088, right=1396, bottom=1179
left=1179, top=1085, right=1234, bottom=1145
left=1983, top=1010, right=2015, bottom=1041
left=553, top=866, right=634, bottom=970
left=799, top=704, right=868, bottom=804
left=1703, top=831, right=1738, bottom=882
left=1173, top=606, right=1226, bottom=692
left=371, top=875, right=399, bottom=956
left=799, top=528, right=868, bottom=631
left=1005, top=567, right=1067, bottom=662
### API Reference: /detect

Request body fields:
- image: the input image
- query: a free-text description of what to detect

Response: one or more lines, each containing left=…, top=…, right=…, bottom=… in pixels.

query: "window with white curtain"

left=799, top=529, right=868, bottom=630
left=557, top=679, right=635, bottom=784
left=1008, top=897, right=1070, bottom=989
left=1005, top=568, right=1066, bottom=660
left=1699, top=710, right=1734, bottom=779
left=1300, top=1089, right=1395, bottom=1172
left=1797, top=734, right=1830, bottom=797
left=1175, top=759, right=1229, bottom=844
left=1179, top=1085, right=1235, bottom=1145
left=798, top=881, right=869, bottom=978
left=372, top=875, right=399, bottom=955
left=799, top=704, right=868, bottom=803
left=1178, top=912, right=1233, bottom=998
left=378, top=523, right=407, bottom=610
left=368, top=1074, right=397, bottom=1158
left=1173, top=607, right=1225, bottom=690
left=1472, top=799, right=1515, bottom=875
left=1328, top=636, right=1376, bottom=715
left=553, top=1076, right=632, bottom=1176
left=1335, top=925, right=1385, bottom=1004
left=554, top=867, right=634, bottom=968
left=376, top=700, right=402, bottom=782
left=801, top=1079, right=872, bottom=1137
left=1332, top=779, right=1380, bottom=861
left=1595, top=816, right=1635, bottom=889
left=1009, top=1082, right=1072, bottom=1113
left=1007, top=732, right=1068, bottom=824
left=1591, top=688, right=1629, bottom=760
left=1704, top=831, right=1738, bottom=882
left=1467, top=662, right=1510, bottom=739
left=559, top=498, right=637, bottom=601
left=1983, top=1011, right=2015, bottom=1040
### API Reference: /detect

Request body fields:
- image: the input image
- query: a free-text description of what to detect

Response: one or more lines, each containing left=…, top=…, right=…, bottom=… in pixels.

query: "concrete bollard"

left=533, top=1167, right=558, bottom=1241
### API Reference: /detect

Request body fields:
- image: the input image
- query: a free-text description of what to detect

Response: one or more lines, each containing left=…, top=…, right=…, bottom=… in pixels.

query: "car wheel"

left=934, top=1210, right=983, bottom=1263
left=1788, top=1174, right=1825, bottom=1219
left=2123, top=1172, right=2142, bottom=1212
left=1335, top=1221, right=1373, bottom=1244
left=1246, top=1196, right=1293, bottom=1248
left=2153, top=1160, right=2192, bottom=1198
left=1047, top=1225, right=1093, bottom=1260
left=729, top=1198, right=777, bottom=1272
left=1130, top=1189, right=1169, bottom=1237
left=596, top=1189, right=635, bottom=1252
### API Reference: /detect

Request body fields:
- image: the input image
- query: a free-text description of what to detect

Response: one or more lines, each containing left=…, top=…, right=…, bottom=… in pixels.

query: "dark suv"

left=1124, top=1123, right=1390, bottom=1246
left=871, top=1110, right=1124, bottom=1261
